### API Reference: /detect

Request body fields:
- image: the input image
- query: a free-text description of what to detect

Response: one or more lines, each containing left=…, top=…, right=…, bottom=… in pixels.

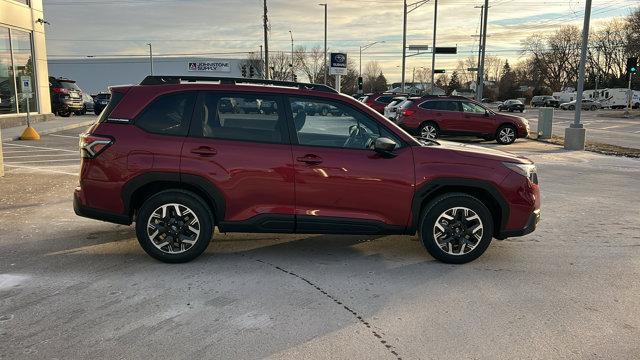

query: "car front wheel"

left=496, top=124, right=516, bottom=145
left=419, top=193, right=494, bottom=264
left=135, top=190, right=213, bottom=263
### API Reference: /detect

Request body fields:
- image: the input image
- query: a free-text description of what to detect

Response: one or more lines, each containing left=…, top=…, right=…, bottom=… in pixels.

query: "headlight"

left=503, top=162, right=538, bottom=184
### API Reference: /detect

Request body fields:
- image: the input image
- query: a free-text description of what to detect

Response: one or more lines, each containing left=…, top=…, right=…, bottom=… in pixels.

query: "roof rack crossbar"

left=139, top=76, right=338, bottom=93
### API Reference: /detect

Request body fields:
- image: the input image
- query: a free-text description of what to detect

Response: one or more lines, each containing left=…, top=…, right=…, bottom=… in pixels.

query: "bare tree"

left=268, top=51, right=291, bottom=81
left=363, top=61, right=383, bottom=92
left=295, top=45, right=326, bottom=83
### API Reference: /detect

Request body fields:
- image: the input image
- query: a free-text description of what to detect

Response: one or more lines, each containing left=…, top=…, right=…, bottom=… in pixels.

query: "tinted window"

left=135, top=92, right=196, bottom=136
left=419, top=101, right=438, bottom=110
left=289, top=97, right=399, bottom=150
left=58, top=81, right=80, bottom=91
left=97, top=91, right=124, bottom=122
left=376, top=96, right=394, bottom=104
left=192, top=93, right=286, bottom=143
left=421, top=100, right=459, bottom=112
left=399, top=100, right=414, bottom=110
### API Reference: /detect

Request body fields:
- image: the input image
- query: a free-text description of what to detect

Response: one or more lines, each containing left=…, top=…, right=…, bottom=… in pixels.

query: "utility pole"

left=359, top=41, right=384, bottom=93
left=319, top=3, right=328, bottom=85
left=565, top=0, right=592, bottom=150
left=430, top=0, right=438, bottom=95
left=289, top=30, right=294, bottom=81
left=475, top=5, right=484, bottom=101
left=260, top=45, right=264, bottom=78
left=401, top=0, right=408, bottom=92
left=477, top=0, right=489, bottom=100
left=263, top=0, right=269, bottom=80
left=147, top=43, right=153, bottom=76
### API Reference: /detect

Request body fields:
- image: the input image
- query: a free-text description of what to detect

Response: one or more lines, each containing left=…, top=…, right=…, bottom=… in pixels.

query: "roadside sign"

left=20, top=76, right=33, bottom=98
left=467, top=67, right=478, bottom=72
left=408, top=45, right=429, bottom=51
left=187, top=61, right=231, bottom=73
left=329, top=52, right=347, bottom=76
left=434, top=69, right=446, bottom=74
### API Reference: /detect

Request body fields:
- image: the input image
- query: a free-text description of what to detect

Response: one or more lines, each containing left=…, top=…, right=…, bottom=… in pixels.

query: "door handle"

left=190, top=146, right=217, bottom=157
left=296, top=154, right=323, bottom=165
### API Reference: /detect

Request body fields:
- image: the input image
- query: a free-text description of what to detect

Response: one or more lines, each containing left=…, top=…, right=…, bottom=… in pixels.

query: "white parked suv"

left=383, top=96, right=407, bottom=120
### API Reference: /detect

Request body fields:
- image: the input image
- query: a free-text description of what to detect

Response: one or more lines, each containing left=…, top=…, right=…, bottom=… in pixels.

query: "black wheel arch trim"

left=121, top=172, right=226, bottom=222
left=409, top=177, right=509, bottom=234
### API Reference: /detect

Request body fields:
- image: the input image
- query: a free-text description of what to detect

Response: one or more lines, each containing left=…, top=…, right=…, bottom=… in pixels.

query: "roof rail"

left=139, top=76, right=338, bottom=93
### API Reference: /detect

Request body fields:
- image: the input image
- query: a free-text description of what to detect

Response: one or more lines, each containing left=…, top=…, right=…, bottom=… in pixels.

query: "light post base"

left=564, top=125, right=586, bottom=150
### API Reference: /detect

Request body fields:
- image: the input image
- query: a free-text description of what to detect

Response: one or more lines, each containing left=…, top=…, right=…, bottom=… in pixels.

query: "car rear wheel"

left=419, top=193, right=493, bottom=264
left=419, top=122, right=439, bottom=140
left=135, top=190, right=213, bottom=263
left=568, top=105, right=575, bottom=111
left=590, top=105, right=597, bottom=111
left=496, top=124, right=516, bottom=145
left=58, top=110, right=71, bottom=117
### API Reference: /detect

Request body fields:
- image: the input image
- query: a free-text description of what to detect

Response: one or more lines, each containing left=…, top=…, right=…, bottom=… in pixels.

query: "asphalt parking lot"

left=1, top=129, right=639, bottom=359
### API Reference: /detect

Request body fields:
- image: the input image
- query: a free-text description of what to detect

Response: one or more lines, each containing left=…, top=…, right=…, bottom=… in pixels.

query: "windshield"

left=59, top=81, right=80, bottom=91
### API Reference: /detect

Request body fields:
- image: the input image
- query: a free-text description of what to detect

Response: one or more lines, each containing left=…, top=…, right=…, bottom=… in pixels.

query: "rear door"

left=419, top=100, right=462, bottom=134
left=180, top=91, right=295, bottom=231
left=458, top=100, right=495, bottom=135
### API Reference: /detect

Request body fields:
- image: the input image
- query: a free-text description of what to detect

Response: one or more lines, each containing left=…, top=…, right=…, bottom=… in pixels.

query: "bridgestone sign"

left=187, top=61, right=231, bottom=72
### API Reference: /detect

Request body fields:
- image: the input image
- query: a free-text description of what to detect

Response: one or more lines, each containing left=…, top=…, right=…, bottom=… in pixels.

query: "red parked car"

left=362, top=92, right=406, bottom=114
left=75, top=76, right=540, bottom=264
left=396, top=96, right=530, bottom=144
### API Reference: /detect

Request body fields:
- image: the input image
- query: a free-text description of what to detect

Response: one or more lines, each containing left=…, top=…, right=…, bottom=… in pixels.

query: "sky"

left=43, top=0, right=638, bottom=83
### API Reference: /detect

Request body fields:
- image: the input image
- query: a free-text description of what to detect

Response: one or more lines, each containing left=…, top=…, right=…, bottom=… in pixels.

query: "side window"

left=419, top=101, right=438, bottom=110
left=439, top=100, right=460, bottom=112
left=376, top=96, right=394, bottom=104
left=289, top=97, right=399, bottom=150
left=461, top=101, right=486, bottom=114
left=193, top=92, right=286, bottom=144
left=136, top=92, right=196, bottom=136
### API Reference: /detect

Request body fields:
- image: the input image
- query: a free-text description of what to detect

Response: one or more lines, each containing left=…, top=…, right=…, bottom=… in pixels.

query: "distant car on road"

left=560, top=99, right=602, bottom=111
left=49, top=77, right=84, bottom=117
left=531, top=95, right=559, bottom=108
left=498, top=99, right=525, bottom=113
left=383, top=96, right=407, bottom=120
left=93, top=92, right=111, bottom=115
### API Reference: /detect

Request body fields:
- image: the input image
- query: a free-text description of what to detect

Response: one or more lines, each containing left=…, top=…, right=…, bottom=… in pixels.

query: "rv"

left=597, top=88, right=640, bottom=109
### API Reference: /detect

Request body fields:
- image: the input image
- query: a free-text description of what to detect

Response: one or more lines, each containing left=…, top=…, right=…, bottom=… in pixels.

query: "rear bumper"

left=74, top=188, right=131, bottom=225
left=497, top=209, right=540, bottom=239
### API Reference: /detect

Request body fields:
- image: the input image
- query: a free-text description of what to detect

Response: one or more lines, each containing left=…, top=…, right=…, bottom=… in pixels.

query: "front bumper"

left=497, top=209, right=540, bottom=239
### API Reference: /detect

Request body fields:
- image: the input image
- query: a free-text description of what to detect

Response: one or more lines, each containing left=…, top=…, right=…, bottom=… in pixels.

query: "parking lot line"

left=5, top=159, right=79, bottom=164
left=3, top=164, right=78, bottom=176
left=2, top=142, right=78, bottom=153
left=48, top=134, right=80, bottom=139
left=600, top=125, right=624, bottom=130
left=4, top=153, right=79, bottom=159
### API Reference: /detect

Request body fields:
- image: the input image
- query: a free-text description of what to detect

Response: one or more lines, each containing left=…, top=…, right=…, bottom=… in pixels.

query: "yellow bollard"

left=20, top=126, right=40, bottom=140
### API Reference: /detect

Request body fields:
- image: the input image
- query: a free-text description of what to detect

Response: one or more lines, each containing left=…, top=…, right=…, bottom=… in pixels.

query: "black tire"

left=59, top=110, right=71, bottom=117
left=135, top=190, right=213, bottom=263
left=419, top=193, right=494, bottom=264
left=568, top=105, right=575, bottom=111
left=495, top=124, right=517, bottom=145
left=418, top=121, right=439, bottom=140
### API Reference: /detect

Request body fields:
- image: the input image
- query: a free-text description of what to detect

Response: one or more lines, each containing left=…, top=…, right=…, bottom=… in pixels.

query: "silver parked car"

left=560, top=99, right=602, bottom=111
left=383, top=96, right=407, bottom=120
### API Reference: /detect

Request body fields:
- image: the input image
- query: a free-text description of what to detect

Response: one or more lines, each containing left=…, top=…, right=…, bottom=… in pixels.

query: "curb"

left=3, top=120, right=95, bottom=141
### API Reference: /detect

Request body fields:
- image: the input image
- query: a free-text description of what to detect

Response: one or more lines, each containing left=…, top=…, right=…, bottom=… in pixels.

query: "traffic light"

left=249, top=65, right=255, bottom=78
left=357, top=76, right=363, bottom=90
left=293, top=74, right=298, bottom=82
left=627, top=57, right=638, bottom=74
left=241, top=65, right=247, bottom=77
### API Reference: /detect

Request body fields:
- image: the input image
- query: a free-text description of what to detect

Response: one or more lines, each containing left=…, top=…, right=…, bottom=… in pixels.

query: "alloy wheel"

left=421, top=124, right=437, bottom=139
left=146, top=203, right=201, bottom=254
left=432, top=207, right=483, bottom=255
left=499, top=127, right=515, bottom=143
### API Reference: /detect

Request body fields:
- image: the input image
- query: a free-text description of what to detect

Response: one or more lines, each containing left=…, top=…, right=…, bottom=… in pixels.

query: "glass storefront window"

left=0, top=26, right=38, bottom=115
left=0, top=27, right=17, bottom=115
left=12, top=30, right=37, bottom=113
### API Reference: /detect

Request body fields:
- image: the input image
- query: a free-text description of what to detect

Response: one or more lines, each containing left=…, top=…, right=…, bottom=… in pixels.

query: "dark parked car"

left=75, top=76, right=540, bottom=264
left=531, top=95, right=559, bottom=108
left=396, top=96, right=529, bottom=145
left=93, top=93, right=111, bottom=115
left=498, top=99, right=525, bottom=112
left=49, top=77, right=84, bottom=117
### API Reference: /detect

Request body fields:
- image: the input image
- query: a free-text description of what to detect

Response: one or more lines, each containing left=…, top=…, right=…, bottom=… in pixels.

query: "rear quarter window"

left=134, top=92, right=197, bottom=136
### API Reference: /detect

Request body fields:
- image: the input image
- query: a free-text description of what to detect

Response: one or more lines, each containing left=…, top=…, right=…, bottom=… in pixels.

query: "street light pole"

left=430, top=0, right=437, bottom=95
left=147, top=43, right=153, bottom=76
left=263, top=0, right=269, bottom=80
left=565, top=0, right=592, bottom=150
left=319, top=3, right=328, bottom=85
left=401, top=0, right=407, bottom=92
left=289, top=30, right=294, bottom=81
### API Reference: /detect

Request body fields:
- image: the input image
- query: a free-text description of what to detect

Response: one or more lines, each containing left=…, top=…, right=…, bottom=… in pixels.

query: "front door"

left=458, top=100, right=496, bottom=136
left=181, top=91, right=295, bottom=232
left=287, top=96, right=415, bottom=233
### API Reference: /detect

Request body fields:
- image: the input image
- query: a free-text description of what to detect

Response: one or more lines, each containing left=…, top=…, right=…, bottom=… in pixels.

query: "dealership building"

left=1, top=0, right=51, bottom=128
left=48, top=57, right=263, bottom=95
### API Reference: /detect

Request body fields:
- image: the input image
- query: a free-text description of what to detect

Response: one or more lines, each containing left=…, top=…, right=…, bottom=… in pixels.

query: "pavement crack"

left=255, top=259, right=402, bottom=360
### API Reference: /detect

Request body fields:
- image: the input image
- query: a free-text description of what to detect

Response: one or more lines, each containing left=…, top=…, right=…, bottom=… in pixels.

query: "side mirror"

left=373, top=137, right=397, bottom=157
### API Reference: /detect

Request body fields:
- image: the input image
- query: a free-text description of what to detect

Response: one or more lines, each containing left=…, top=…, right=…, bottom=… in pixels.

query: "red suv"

left=362, top=92, right=406, bottom=114
left=74, top=76, right=540, bottom=264
left=396, top=96, right=530, bottom=144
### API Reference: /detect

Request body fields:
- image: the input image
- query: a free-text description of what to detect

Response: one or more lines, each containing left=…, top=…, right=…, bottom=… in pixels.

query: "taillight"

left=80, top=133, right=113, bottom=158
left=52, top=87, right=70, bottom=94
left=402, top=109, right=416, bottom=117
